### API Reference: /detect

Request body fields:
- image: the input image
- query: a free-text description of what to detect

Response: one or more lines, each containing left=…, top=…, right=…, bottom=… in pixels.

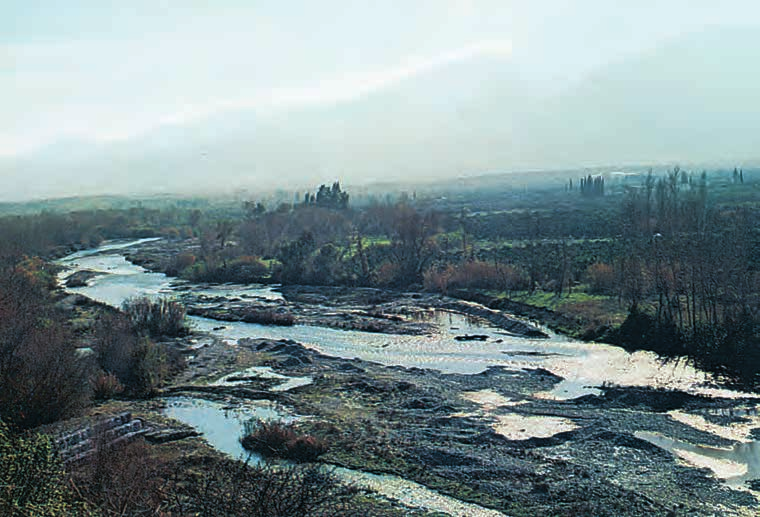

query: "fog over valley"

left=4, top=2, right=760, bottom=200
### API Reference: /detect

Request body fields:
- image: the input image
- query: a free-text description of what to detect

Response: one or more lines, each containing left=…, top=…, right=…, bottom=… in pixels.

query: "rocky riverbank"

left=125, top=239, right=548, bottom=338
left=111, top=322, right=758, bottom=516
left=59, top=239, right=760, bottom=515
left=181, top=284, right=548, bottom=338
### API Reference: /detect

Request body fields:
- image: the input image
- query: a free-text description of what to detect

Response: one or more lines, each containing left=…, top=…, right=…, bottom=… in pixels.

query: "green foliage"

left=129, top=339, right=169, bottom=397
left=276, top=231, right=316, bottom=284
left=0, top=421, right=81, bottom=516
left=179, top=255, right=270, bottom=283
left=303, top=182, right=350, bottom=209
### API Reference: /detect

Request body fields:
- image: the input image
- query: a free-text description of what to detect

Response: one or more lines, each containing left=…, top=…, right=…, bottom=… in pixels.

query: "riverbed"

left=58, top=242, right=732, bottom=399
left=57, top=239, right=760, bottom=515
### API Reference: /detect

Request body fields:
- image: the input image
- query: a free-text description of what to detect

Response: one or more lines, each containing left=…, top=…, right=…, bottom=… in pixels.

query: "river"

left=56, top=239, right=760, bottom=512
left=57, top=238, right=739, bottom=400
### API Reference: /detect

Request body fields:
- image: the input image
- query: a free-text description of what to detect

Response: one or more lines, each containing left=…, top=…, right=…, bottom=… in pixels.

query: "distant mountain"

left=3, top=27, right=760, bottom=201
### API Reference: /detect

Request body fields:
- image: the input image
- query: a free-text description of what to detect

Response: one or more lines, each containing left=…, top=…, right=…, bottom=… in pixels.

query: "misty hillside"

left=2, top=27, right=760, bottom=201
left=519, top=27, right=760, bottom=166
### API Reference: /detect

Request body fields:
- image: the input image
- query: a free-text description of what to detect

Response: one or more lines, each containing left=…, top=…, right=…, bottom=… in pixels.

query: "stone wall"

left=53, top=412, right=146, bottom=463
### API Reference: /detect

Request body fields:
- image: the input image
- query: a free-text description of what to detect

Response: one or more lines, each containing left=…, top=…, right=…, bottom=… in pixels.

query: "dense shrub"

left=423, top=261, right=529, bottom=294
left=586, top=262, right=616, bottom=295
left=93, top=312, right=179, bottom=398
left=374, top=262, right=402, bottom=287
left=240, top=421, right=328, bottom=462
left=92, top=312, right=136, bottom=383
left=128, top=339, right=169, bottom=397
left=0, top=421, right=79, bottom=516
left=164, top=252, right=196, bottom=276
left=241, top=309, right=295, bottom=326
left=68, top=438, right=168, bottom=516
left=122, top=296, right=188, bottom=338
left=179, top=256, right=270, bottom=283
left=91, top=372, right=124, bottom=400
left=228, top=256, right=270, bottom=281
left=68, top=436, right=357, bottom=516
left=172, top=457, right=359, bottom=516
left=0, top=266, right=90, bottom=428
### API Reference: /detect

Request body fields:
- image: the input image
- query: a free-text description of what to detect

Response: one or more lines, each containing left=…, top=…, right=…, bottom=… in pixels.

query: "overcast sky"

left=4, top=1, right=760, bottom=159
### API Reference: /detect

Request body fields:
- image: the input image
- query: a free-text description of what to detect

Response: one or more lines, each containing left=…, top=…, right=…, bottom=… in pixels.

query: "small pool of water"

left=162, top=397, right=295, bottom=461
left=211, top=366, right=313, bottom=392
left=457, top=389, right=578, bottom=441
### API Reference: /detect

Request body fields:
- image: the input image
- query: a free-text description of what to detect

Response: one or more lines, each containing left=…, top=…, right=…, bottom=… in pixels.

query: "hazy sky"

left=4, top=1, right=760, bottom=159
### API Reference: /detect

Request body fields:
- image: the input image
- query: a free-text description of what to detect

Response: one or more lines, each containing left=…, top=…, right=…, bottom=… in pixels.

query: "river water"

left=57, top=239, right=760, bottom=509
left=57, top=239, right=736, bottom=400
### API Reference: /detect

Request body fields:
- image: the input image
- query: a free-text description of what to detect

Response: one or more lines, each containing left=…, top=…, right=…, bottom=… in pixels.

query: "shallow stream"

left=57, top=239, right=760, bottom=504
left=57, top=241, right=730, bottom=399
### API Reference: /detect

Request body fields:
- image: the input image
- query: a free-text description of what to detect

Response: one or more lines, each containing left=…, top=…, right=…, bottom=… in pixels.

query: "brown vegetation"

left=66, top=436, right=356, bottom=516
left=242, top=309, right=296, bottom=326
left=585, top=262, right=616, bottom=295
left=0, top=264, right=90, bottom=429
left=424, top=260, right=529, bottom=294
left=122, top=297, right=188, bottom=338
left=92, top=310, right=184, bottom=398
left=241, top=421, right=328, bottom=462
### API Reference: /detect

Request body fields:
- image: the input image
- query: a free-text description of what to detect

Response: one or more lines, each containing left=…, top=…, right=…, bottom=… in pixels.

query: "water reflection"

left=635, top=431, right=760, bottom=487
left=162, top=397, right=293, bottom=461
left=211, top=366, right=313, bottom=392
left=57, top=253, right=173, bottom=307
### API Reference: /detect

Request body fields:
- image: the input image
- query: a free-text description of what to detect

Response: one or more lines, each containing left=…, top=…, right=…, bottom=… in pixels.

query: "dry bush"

left=91, top=372, right=124, bottom=400
left=68, top=438, right=169, bottom=516
left=423, top=264, right=453, bottom=293
left=164, top=252, right=196, bottom=276
left=122, top=296, right=188, bottom=338
left=241, top=421, right=328, bottom=462
left=586, top=262, right=616, bottom=295
left=0, top=266, right=90, bottom=428
left=93, top=312, right=177, bottom=398
left=127, top=339, right=169, bottom=398
left=171, top=457, right=359, bottom=517
left=71, top=437, right=357, bottom=516
left=93, top=312, right=136, bottom=383
left=424, top=261, right=529, bottom=294
left=374, top=262, right=401, bottom=287
left=242, top=309, right=295, bottom=326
